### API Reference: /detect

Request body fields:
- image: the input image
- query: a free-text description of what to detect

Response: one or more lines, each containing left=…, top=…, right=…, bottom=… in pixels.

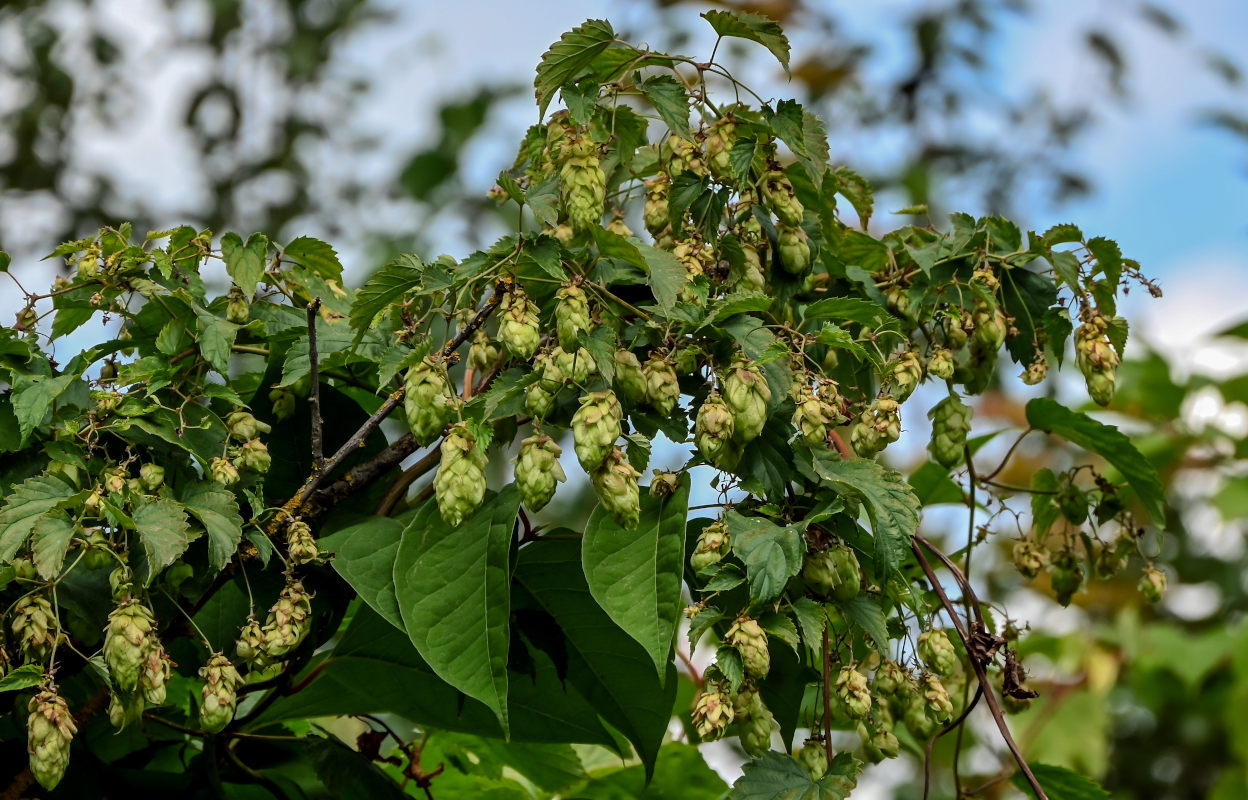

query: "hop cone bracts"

left=103, top=598, right=157, bottom=692
left=515, top=434, right=566, bottom=512
left=572, top=391, right=622, bottom=472
left=591, top=447, right=641, bottom=529
left=928, top=393, right=972, bottom=468
left=725, top=615, right=770, bottom=679
left=690, top=520, right=730, bottom=573
left=695, top=392, right=736, bottom=468
left=722, top=357, right=771, bottom=442
left=434, top=423, right=489, bottom=526
left=404, top=357, right=454, bottom=445
left=27, top=688, right=77, bottom=790
left=200, top=652, right=244, bottom=733
left=498, top=289, right=541, bottom=360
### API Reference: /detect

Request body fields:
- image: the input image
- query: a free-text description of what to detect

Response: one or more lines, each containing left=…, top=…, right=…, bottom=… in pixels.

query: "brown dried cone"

left=434, top=423, right=489, bottom=526
left=692, top=681, right=735, bottom=741
left=695, top=392, right=737, bottom=469
left=725, top=615, right=770, bottom=679
left=590, top=447, right=641, bottom=529
left=199, top=652, right=244, bottom=733
left=27, top=687, right=77, bottom=790
left=260, top=578, right=314, bottom=660
left=722, top=356, right=772, bottom=442
left=572, top=391, right=623, bottom=472
left=103, top=598, right=157, bottom=692
left=12, top=593, right=59, bottom=663
left=642, top=356, right=680, bottom=416
left=514, top=434, right=566, bottom=512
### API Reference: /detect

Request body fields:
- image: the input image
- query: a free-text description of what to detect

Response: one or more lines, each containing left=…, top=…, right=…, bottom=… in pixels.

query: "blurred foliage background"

left=1, top=1, right=1247, bottom=797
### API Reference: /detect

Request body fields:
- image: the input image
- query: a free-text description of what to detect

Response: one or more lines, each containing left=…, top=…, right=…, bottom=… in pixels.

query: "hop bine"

left=434, top=422, right=489, bottom=526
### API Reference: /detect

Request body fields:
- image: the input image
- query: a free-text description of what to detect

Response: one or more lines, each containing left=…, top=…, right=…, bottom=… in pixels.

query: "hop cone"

left=606, top=214, right=632, bottom=237
left=649, top=470, right=680, bottom=498
left=468, top=330, right=499, bottom=373
left=1022, top=355, right=1049, bottom=385
left=236, top=616, right=266, bottom=665
left=667, top=134, right=706, bottom=177
left=922, top=674, right=954, bottom=721
left=692, top=683, right=734, bottom=741
left=261, top=579, right=314, bottom=659
left=27, top=689, right=77, bottom=790
left=404, top=357, right=454, bottom=445
left=559, top=136, right=606, bottom=231
left=103, top=599, right=156, bottom=692
left=873, top=660, right=907, bottom=697
left=139, top=463, right=165, bottom=491
left=835, top=666, right=872, bottom=720
left=534, top=350, right=564, bottom=392
left=1051, top=552, right=1084, bottom=607
left=1075, top=311, right=1119, bottom=406
left=777, top=223, right=811, bottom=275
left=734, top=689, right=776, bottom=757
left=498, top=289, right=541, bottom=360
left=796, top=740, right=828, bottom=781
left=643, top=176, right=670, bottom=237
left=690, top=520, right=730, bottom=573
left=944, top=309, right=971, bottom=350
left=860, top=724, right=901, bottom=762
left=12, top=594, right=59, bottom=663
left=642, top=356, right=680, bottom=416
left=851, top=395, right=901, bottom=457
left=917, top=630, right=958, bottom=677
left=139, top=642, right=173, bottom=705
left=972, top=300, right=1008, bottom=353
left=226, top=411, right=271, bottom=442
left=1012, top=539, right=1048, bottom=579
left=726, top=616, right=770, bottom=679
left=722, top=357, right=771, bottom=442
left=572, top=391, right=622, bottom=472
left=434, top=423, right=489, bottom=526
left=226, top=286, right=250, bottom=324
left=704, top=117, right=736, bottom=179
left=928, top=347, right=955, bottom=380
left=928, top=394, right=972, bottom=468
left=695, top=392, right=737, bottom=468
left=554, top=345, right=596, bottom=386
left=761, top=169, right=804, bottom=226
left=108, top=690, right=144, bottom=730
left=515, top=434, right=566, bottom=512
left=237, top=439, right=271, bottom=473
left=889, top=351, right=924, bottom=401
left=903, top=687, right=938, bottom=737
left=1139, top=565, right=1167, bottom=603
left=802, top=546, right=861, bottom=601
left=524, top=382, right=555, bottom=419
left=199, top=652, right=244, bottom=733
left=287, top=520, right=319, bottom=565
left=591, top=447, right=641, bottom=529
left=211, top=457, right=240, bottom=487
left=613, top=350, right=648, bottom=404
left=554, top=283, right=591, bottom=350
left=730, top=244, right=767, bottom=292
left=793, top=386, right=842, bottom=446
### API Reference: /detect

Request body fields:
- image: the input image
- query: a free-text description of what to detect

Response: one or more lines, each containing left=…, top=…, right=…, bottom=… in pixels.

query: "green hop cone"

left=103, top=599, right=156, bottom=692
left=261, top=578, right=314, bottom=660
left=731, top=243, right=768, bottom=292
left=917, top=630, right=958, bottom=677
left=736, top=692, right=777, bottom=757
left=802, top=545, right=861, bottom=601
left=559, top=135, right=606, bottom=231
left=835, top=666, right=872, bottom=720
left=139, top=643, right=173, bottom=705
left=643, top=176, right=670, bottom=237
left=226, top=411, right=271, bottom=442
left=793, top=386, right=842, bottom=446
left=554, top=283, right=592, bottom=350
left=225, top=285, right=250, bottom=324
left=524, top=382, right=555, bottom=419
left=199, top=652, right=244, bottom=734
left=106, top=689, right=143, bottom=730
left=726, top=615, right=770, bottom=679
left=591, top=446, right=641, bottom=529
left=468, top=330, right=499, bottom=373
left=554, top=345, right=596, bottom=386
left=108, top=565, right=133, bottom=601
left=286, top=520, right=319, bottom=565
left=1050, top=552, right=1084, bottom=607
left=642, top=356, right=680, bottom=416
left=859, top=724, right=901, bottom=763
left=695, top=392, right=737, bottom=469
left=928, top=346, right=956, bottom=380
left=269, top=386, right=296, bottom=420
left=692, top=682, right=735, bottom=741
left=138, top=463, right=165, bottom=492
left=498, top=289, right=541, bottom=360
left=235, top=616, right=266, bottom=666
left=1075, top=310, right=1120, bottom=406
left=851, top=395, right=901, bottom=457
left=690, top=520, right=730, bottom=573
left=903, top=687, right=938, bottom=737
left=972, top=299, right=1008, bottom=353
left=921, top=674, right=954, bottom=721
left=873, top=660, right=907, bottom=697
left=12, top=594, right=59, bottom=663
left=27, top=688, right=77, bottom=791
left=797, top=741, right=828, bottom=780
left=761, top=168, right=804, bottom=226
left=704, top=116, right=737, bottom=179
left=722, top=357, right=772, bottom=442
left=211, top=457, right=240, bottom=487
left=403, top=357, right=454, bottom=445
left=572, top=391, right=622, bottom=472
left=515, top=434, right=566, bottom=512
left=944, top=309, right=972, bottom=350
left=889, top=351, right=924, bottom=401
left=777, top=223, right=811, bottom=275
left=103, top=467, right=127, bottom=495
left=236, top=439, right=271, bottom=473
left=1139, top=565, right=1167, bottom=603
left=927, top=393, right=972, bottom=468
left=1012, top=539, right=1048, bottom=579
left=534, top=350, right=564, bottom=393
left=434, top=423, right=489, bottom=526
left=613, top=350, right=649, bottom=404
left=667, top=134, right=706, bottom=177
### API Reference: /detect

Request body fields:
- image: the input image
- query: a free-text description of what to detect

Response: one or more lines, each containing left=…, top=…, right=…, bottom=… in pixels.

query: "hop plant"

left=836, top=666, right=873, bottom=720
left=972, top=300, right=1008, bottom=354
left=928, top=346, right=955, bottom=380
left=761, top=168, right=804, bottom=226
left=690, top=520, right=730, bottom=573
left=27, top=688, right=77, bottom=790
left=559, top=133, right=606, bottom=231
left=692, top=682, right=734, bottom=741
left=1075, top=309, right=1120, bottom=406
left=851, top=395, right=901, bottom=457
left=572, top=391, right=622, bottom=472
left=903, top=685, right=939, bottom=738
left=138, top=463, right=165, bottom=492
left=704, top=115, right=737, bottom=179
left=777, top=223, right=811, bottom=275
left=237, top=439, right=271, bottom=473
left=722, top=356, right=771, bottom=442
left=286, top=520, right=319, bottom=565
left=726, top=615, right=770, bottom=679
left=524, top=382, right=556, bottom=420
left=650, top=470, right=681, bottom=498
left=1022, top=354, right=1049, bottom=385
left=613, top=350, right=649, bottom=404
left=211, top=457, right=240, bottom=487
left=642, top=356, right=680, bottom=416
left=404, top=357, right=454, bottom=445
left=1139, top=564, right=1167, bottom=603
left=226, top=285, right=250, bottom=324
left=554, top=283, right=592, bottom=350
left=498, top=289, right=541, bottom=360
left=1051, top=552, right=1085, bottom=607
left=103, top=598, right=157, bottom=692
left=667, top=134, right=706, bottom=178
left=796, top=740, right=828, bottom=780
left=515, top=434, right=566, bottom=512
left=12, top=594, right=59, bottom=663
left=199, top=652, right=244, bottom=733
left=928, top=393, right=972, bottom=468
left=695, top=392, right=737, bottom=468
left=468, top=330, right=499, bottom=373
left=261, top=578, right=314, bottom=660
left=1013, top=539, right=1048, bottom=579
left=226, top=411, right=271, bottom=442
left=918, top=630, right=958, bottom=677
left=802, top=545, right=861, bottom=601
left=434, top=423, right=489, bottom=526
left=874, top=660, right=908, bottom=697
left=889, top=351, right=924, bottom=401
left=590, top=446, right=641, bottom=529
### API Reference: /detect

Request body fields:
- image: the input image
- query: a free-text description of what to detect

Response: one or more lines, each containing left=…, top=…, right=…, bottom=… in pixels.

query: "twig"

left=829, top=429, right=852, bottom=459
left=910, top=536, right=1048, bottom=800
left=307, top=298, right=325, bottom=470
left=978, top=427, right=1032, bottom=483
left=821, top=625, right=834, bottom=765
left=676, top=647, right=703, bottom=688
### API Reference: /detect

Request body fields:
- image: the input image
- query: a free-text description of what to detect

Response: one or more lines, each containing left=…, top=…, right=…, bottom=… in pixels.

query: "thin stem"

left=375, top=447, right=442, bottom=516
left=307, top=297, right=325, bottom=469
left=979, top=427, right=1032, bottom=482
left=821, top=625, right=834, bottom=765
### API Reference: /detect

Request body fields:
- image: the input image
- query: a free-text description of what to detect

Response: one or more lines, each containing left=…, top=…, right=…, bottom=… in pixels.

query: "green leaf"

left=517, top=234, right=566, bottom=281
left=568, top=741, right=727, bottom=799
left=701, top=9, right=790, bottom=74
left=527, top=173, right=561, bottom=228
left=0, top=251, right=9, bottom=272
left=831, top=166, right=873, bottom=229
left=642, top=75, right=691, bottom=139
left=307, top=735, right=409, bottom=800
left=30, top=513, right=76, bottom=580
left=180, top=481, right=244, bottom=573
left=1048, top=250, right=1082, bottom=291
left=283, top=236, right=343, bottom=281
left=320, top=514, right=410, bottom=630
left=350, top=254, right=426, bottom=334
left=790, top=597, right=826, bottom=650
left=1012, top=763, right=1110, bottom=800
left=1040, top=223, right=1083, bottom=247
left=726, top=511, right=805, bottom=605
left=0, top=664, right=44, bottom=693
left=220, top=232, right=268, bottom=300
left=534, top=19, right=616, bottom=117
left=0, top=475, right=77, bottom=562
left=1000, top=267, right=1058, bottom=365
left=394, top=485, right=521, bottom=734
left=515, top=536, right=677, bottom=778
left=840, top=595, right=888, bottom=649
left=194, top=310, right=238, bottom=375
left=984, top=216, right=1022, bottom=254
left=131, top=497, right=193, bottom=584
left=583, top=475, right=690, bottom=680
left=1025, top=398, right=1167, bottom=524
left=594, top=229, right=686, bottom=313
left=802, top=296, right=892, bottom=329
left=730, top=751, right=861, bottom=799
left=807, top=455, right=919, bottom=580
left=1086, top=236, right=1122, bottom=286
left=11, top=373, right=77, bottom=445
